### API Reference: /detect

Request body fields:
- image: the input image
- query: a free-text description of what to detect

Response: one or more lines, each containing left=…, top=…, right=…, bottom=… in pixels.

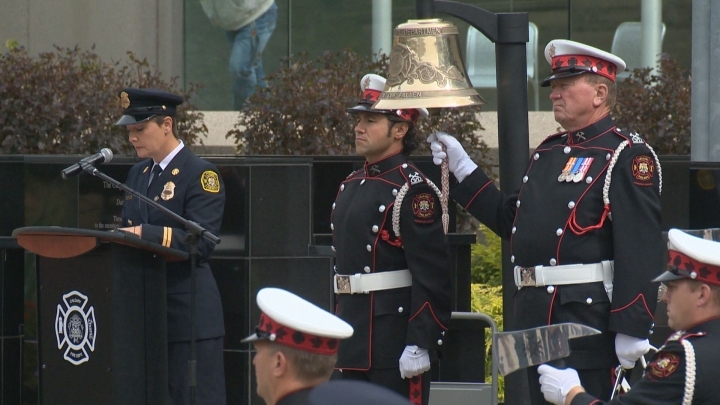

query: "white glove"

left=538, top=364, right=582, bottom=405
left=615, top=333, right=650, bottom=369
left=399, top=345, right=430, bottom=379
left=427, top=132, right=478, bottom=183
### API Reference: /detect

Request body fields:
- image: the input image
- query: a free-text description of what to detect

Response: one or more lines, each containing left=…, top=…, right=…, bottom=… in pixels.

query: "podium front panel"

left=38, top=250, right=114, bottom=403
left=36, top=242, right=168, bottom=405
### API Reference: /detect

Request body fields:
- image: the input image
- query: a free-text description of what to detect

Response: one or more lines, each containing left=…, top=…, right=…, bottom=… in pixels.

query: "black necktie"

left=149, top=164, right=162, bottom=186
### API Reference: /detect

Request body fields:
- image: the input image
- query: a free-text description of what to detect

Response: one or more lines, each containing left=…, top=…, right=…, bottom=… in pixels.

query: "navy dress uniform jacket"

left=121, top=146, right=226, bottom=342
left=452, top=115, right=662, bottom=369
left=331, top=152, right=452, bottom=370
left=571, top=317, right=720, bottom=404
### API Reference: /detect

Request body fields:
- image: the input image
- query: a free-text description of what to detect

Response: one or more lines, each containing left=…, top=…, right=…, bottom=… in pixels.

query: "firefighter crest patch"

left=632, top=155, right=654, bottom=181
left=648, top=352, right=679, bottom=379
left=412, top=193, right=435, bottom=219
left=55, top=291, right=97, bottom=365
left=201, top=171, right=221, bottom=193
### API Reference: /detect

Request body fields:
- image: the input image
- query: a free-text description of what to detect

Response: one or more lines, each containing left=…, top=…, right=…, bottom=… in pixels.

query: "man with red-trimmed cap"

left=331, top=73, right=452, bottom=405
left=539, top=229, right=720, bottom=404
left=242, top=287, right=354, bottom=405
left=427, top=40, right=663, bottom=403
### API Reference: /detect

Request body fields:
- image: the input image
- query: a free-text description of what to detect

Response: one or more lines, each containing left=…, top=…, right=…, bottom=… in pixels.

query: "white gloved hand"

left=427, top=132, right=478, bottom=183
left=399, top=345, right=430, bottom=379
left=615, top=333, right=650, bottom=369
left=538, top=364, right=582, bottom=405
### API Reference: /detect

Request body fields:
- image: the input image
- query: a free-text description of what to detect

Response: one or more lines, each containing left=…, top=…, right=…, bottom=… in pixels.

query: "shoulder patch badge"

left=648, top=352, right=680, bottom=379
left=201, top=171, right=221, bottom=193
left=632, top=155, right=654, bottom=181
left=412, top=193, right=435, bottom=220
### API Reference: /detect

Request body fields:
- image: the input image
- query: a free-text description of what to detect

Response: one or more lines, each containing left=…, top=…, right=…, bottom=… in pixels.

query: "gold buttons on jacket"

left=372, top=225, right=379, bottom=233
left=340, top=184, right=345, bottom=191
left=332, top=203, right=336, bottom=210
left=438, top=339, right=443, bottom=345
left=516, top=200, right=521, bottom=207
left=523, top=175, right=529, bottom=183
left=360, top=179, right=366, bottom=185
left=564, top=146, right=571, bottom=154
left=366, top=245, right=372, bottom=252
left=586, top=298, right=593, bottom=305
left=568, top=201, right=576, bottom=209
left=379, top=205, right=386, bottom=212
left=398, top=307, right=404, bottom=313
left=512, top=227, right=517, bottom=234
left=511, top=255, right=515, bottom=263
left=550, top=258, right=557, bottom=265
left=331, top=223, right=334, bottom=230
left=392, top=189, right=398, bottom=196
left=547, top=286, right=555, bottom=293
left=556, top=228, right=563, bottom=236
left=534, top=153, right=539, bottom=160
left=364, top=266, right=371, bottom=273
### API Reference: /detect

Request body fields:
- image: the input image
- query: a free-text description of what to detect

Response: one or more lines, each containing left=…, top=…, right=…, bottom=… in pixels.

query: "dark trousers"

left=340, top=368, right=431, bottom=405
left=527, top=365, right=613, bottom=404
left=168, top=337, right=226, bottom=405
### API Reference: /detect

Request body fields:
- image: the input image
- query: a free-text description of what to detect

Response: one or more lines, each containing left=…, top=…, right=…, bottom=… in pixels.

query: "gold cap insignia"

left=120, top=91, right=130, bottom=109
left=548, top=44, right=556, bottom=58
left=201, top=171, right=221, bottom=193
left=161, top=181, right=176, bottom=201
left=162, top=105, right=167, bottom=111
left=172, top=168, right=179, bottom=176
left=143, top=166, right=149, bottom=173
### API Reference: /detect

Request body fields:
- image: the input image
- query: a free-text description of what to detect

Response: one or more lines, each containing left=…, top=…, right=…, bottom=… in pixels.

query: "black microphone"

left=61, top=148, right=114, bottom=179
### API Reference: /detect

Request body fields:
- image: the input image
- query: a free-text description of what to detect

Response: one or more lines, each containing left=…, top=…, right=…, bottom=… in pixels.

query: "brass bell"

left=372, top=19, right=484, bottom=110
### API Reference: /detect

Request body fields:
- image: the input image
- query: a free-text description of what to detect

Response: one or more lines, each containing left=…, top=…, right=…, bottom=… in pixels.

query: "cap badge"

left=161, top=181, right=175, bottom=201
left=548, top=44, right=556, bottom=58
left=120, top=91, right=130, bottom=109
left=162, top=105, right=167, bottom=111
left=201, top=171, right=221, bottom=193
left=172, top=168, right=179, bottom=176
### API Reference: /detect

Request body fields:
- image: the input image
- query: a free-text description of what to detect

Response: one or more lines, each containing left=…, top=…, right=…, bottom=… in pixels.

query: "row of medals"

left=558, top=157, right=594, bottom=183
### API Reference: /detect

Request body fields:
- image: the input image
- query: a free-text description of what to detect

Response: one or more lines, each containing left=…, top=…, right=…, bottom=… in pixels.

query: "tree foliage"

left=0, top=44, right=206, bottom=155
left=613, top=55, right=691, bottom=155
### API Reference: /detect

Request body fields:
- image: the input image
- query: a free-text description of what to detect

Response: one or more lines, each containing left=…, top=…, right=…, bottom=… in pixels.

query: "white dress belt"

left=334, top=269, right=412, bottom=294
left=513, top=260, right=615, bottom=300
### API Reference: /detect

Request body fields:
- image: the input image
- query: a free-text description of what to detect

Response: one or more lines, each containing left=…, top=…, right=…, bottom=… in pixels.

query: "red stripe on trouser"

left=409, top=374, right=423, bottom=404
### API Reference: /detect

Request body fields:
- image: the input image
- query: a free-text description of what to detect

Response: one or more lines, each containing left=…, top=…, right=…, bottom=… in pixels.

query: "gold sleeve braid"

left=162, top=227, right=172, bottom=248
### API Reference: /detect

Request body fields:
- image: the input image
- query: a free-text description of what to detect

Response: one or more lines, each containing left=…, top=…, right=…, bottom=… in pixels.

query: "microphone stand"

left=82, top=162, right=219, bottom=405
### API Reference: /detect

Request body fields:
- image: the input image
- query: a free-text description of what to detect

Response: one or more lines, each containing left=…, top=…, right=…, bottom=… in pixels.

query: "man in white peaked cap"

left=539, top=229, right=720, bottom=404
left=242, top=287, right=353, bottom=405
left=332, top=73, right=452, bottom=405
left=427, top=40, right=663, bottom=403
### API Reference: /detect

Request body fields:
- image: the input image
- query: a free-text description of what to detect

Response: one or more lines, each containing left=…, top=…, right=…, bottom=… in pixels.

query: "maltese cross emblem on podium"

left=55, top=291, right=97, bottom=365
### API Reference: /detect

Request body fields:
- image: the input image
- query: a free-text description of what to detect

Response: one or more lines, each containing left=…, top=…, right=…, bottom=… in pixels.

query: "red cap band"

left=669, top=250, right=720, bottom=286
left=551, top=54, right=617, bottom=82
left=257, top=313, right=340, bottom=355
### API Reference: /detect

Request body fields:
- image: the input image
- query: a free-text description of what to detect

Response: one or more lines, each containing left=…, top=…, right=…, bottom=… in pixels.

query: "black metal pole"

left=421, top=1, right=531, bottom=404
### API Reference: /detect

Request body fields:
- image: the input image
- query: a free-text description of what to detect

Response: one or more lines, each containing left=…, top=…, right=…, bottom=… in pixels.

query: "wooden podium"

left=12, top=226, right=187, bottom=405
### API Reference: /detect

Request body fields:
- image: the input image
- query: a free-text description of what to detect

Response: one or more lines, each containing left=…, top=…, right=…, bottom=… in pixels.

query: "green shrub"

left=471, top=283, right=504, bottom=402
left=471, top=224, right=503, bottom=286
left=613, top=55, right=691, bottom=155
left=228, top=49, right=492, bottom=174
left=0, top=44, right=206, bottom=155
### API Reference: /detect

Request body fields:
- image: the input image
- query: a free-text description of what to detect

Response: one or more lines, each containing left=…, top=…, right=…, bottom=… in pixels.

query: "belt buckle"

left=335, top=275, right=351, bottom=294
left=520, top=266, right=538, bottom=287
